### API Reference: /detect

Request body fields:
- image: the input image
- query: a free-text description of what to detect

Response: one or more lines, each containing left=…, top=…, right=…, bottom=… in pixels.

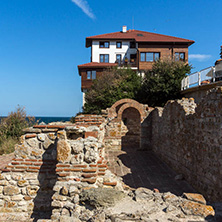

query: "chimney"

left=122, top=25, right=127, bottom=33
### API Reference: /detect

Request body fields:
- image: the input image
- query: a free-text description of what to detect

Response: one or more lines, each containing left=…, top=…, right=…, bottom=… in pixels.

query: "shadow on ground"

left=107, top=148, right=196, bottom=196
left=107, top=148, right=222, bottom=221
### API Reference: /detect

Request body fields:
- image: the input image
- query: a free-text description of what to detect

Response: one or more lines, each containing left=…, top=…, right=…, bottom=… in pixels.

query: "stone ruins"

left=0, top=87, right=222, bottom=221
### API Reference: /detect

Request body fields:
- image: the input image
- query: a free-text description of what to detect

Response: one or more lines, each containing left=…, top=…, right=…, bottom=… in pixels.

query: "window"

left=175, top=52, right=185, bottom=61
left=99, top=41, right=109, bottom=48
left=100, top=54, right=109, bottom=63
left=87, top=71, right=96, bottom=80
left=140, top=52, right=160, bottom=62
left=116, top=42, right=122, bottom=48
left=130, top=41, right=136, bottom=48
left=116, top=54, right=122, bottom=64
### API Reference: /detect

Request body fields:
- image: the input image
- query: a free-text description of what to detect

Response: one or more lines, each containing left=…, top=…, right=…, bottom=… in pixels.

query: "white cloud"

left=189, top=54, right=212, bottom=62
left=71, top=0, right=95, bottom=19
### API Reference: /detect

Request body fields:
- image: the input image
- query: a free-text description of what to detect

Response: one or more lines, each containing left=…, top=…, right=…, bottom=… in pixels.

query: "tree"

left=138, top=59, right=192, bottom=107
left=84, top=67, right=142, bottom=114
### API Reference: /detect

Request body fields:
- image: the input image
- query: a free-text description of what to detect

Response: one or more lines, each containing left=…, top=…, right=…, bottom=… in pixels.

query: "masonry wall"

left=0, top=120, right=121, bottom=221
left=150, top=88, right=222, bottom=201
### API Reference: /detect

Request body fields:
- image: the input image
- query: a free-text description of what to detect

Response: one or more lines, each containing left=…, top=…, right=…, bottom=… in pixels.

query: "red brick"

left=81, top=178, right=96, bottom=184
left=55, top=169, right=63, bottom=172
left=33, top=125, right=47, bottom=128
left=57, top=164, right=71, bottom=168
left=13, top=159, right=24, bottom=162
left=99, top=169, right=106, bottom=172
left=73, top=165, right=87, bottom=168
left=74, top=178, right=80, bottom=182
left=29, top=166, right=40, bottom=170
left=33, top=163, right=42, bottom=166
left=82, top=173, right=97, bottom=178
left=98, top=164, right=107, bottom=168
left=63, top=168, right=80, bottom=172
left=25, top=159, right=38, bottom=162
left=1, top=169, right=11, bottom=172
left=82, top=169, right=97, bottom=173
left=103, top=181, right=117, bottom=186
left=98, top=172, right=105, bottom=176
left=89, top=164, right=97, bottom=167
left=69, top=169, right=82, bottom=172
left=85, top=131, right=98, bottom=138
left=47, top=125, right=65, bottom=129
left=15, top=166, right=27, bottom=169
left=58, top=173, right=70, bottom=177
left=25, top=134, right=37, bottom=139
left=97, top=159, right=103, bottom=164
left=24, top=162, right=33, bottom=165
left=11, top=162, right=20, bottom=165
left=12, top=169, right=25, bottom=172
left=58, top=178, right=67, bottom=181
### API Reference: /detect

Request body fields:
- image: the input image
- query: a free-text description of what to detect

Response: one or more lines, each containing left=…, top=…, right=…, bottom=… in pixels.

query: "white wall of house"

left=91, top=40, right=137, bottom=63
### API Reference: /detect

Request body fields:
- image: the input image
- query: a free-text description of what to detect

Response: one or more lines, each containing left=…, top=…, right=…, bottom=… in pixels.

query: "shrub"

left=137, top=59, right=192, bottom=107
left=84, top=67, right=142, bottom=114
left=0, top=106, right=35, bottom=154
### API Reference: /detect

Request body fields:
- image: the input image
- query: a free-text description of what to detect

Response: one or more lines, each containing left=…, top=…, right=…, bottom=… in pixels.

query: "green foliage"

left=84, top=67, right=142, bottom=114
left=70, top=116, right=76, bottom=123
left=0, top=106, right=35, bottom=154
left=138, top=59, right=192, bottom=107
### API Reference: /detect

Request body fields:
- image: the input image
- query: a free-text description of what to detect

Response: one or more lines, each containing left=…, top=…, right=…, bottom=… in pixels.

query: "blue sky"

left=0, top=0, right=221, bottom=117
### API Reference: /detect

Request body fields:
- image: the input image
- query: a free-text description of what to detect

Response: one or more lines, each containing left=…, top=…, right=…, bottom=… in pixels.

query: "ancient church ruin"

left=0, top=88, right=222, bottom=221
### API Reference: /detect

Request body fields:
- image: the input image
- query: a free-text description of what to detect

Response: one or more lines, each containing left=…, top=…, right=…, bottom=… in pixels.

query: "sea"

left=0, top=116, right=71, bottom=125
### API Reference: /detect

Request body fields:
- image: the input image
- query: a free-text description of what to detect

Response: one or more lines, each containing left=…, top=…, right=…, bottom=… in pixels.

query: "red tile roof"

left=78, top=62, right=117, bottom=69
left=86, top=29, right=194, bottom=47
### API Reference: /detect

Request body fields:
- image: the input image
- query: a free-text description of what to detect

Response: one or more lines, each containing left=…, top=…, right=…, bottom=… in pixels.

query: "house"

left=78, top=26, right=194, bottom=102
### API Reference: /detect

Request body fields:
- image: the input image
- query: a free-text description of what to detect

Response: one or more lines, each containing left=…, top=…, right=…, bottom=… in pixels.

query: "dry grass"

left=0, top=106, right=35, bottom=155
left=0, top=136, right=18, bottom=155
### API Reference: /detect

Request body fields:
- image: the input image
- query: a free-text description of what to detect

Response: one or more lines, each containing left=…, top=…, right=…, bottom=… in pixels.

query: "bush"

left=138, top=59, right=192, bottom=107
left=84, top=67, right=142, bottom=114
left=0, top=106, right=35, bottom=155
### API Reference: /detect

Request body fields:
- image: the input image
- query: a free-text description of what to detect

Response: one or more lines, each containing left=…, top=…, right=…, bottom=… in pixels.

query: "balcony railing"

left=181, top=66, right=216, bottom=90
left=116, top=60, right=137, bottom=68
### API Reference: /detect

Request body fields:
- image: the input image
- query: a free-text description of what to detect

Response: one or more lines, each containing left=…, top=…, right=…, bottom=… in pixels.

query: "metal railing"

left=181, top=66, right=215, bottom=90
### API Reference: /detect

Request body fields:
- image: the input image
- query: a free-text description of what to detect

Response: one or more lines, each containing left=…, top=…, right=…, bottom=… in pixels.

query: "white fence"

left=181, top=66, right=215, bottom=90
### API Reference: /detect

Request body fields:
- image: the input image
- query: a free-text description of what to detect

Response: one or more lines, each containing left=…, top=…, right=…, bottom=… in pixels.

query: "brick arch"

left=117, top=103, right=146, bottom=122
left=108, top=98, right=145, bottom=119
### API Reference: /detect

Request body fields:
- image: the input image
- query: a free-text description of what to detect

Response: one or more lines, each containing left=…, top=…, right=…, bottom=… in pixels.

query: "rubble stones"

left=37, top=133, right=46, bottom=142
left=180, top=199, right=215, bottom=217
left=60, top=186, right=69, bottom=196
left=135, top=187, right=154, bottom=202
left=183, top=193, right=207, bottom=205
left=43, top=136, right=54, bottom=149
left=57, top=139, right=71, bottom=163
left=68, top=140, right=84, bottom=154
left=80, top=188, right=126, bottom=208
left=3, top=186, right=20, bottom=196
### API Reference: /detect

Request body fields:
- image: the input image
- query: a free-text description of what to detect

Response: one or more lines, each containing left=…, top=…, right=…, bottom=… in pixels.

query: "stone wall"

left=150, top=87, right=222, bottom=202
left=0, top=123, right=121, bottom=221
left=74, top=114, right=105, bottom=128
left=181, top=80, right=222, bottom=104
left=105, top=99, right=151, bottom=150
